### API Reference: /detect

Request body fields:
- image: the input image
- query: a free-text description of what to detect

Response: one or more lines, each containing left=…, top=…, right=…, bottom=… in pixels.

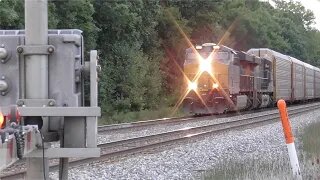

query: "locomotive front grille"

left=198, top=73, right=211, bottom=91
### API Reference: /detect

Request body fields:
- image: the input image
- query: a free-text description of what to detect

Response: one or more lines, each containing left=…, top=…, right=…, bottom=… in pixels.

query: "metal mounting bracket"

left=18, top=107, right=101, bottom=116
left=16, top=99, right=56, bottom=107
left=16, top=45, right=55, bottom=55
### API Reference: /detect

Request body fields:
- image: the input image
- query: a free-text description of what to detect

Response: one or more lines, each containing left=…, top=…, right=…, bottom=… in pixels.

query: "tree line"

left=1, top=0, right=320, bottom=121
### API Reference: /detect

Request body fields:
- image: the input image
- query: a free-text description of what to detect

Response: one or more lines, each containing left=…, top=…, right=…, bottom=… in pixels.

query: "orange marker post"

left=277, top=99, right=302, bottom=179
left=0, top=112, right=3, bottom=129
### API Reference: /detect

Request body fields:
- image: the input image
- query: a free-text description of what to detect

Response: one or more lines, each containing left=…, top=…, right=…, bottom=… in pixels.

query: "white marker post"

left=277, top=99, right=302, bottom=180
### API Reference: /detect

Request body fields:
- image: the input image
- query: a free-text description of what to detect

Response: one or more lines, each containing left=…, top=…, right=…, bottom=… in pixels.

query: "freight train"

left=182, top=43, right=320, bottom=114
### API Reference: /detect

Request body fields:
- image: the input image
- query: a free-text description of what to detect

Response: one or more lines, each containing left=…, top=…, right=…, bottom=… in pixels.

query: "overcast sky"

left=261, top=0, right=320, bottom=30
left=294, top=0, right=320, bottom=30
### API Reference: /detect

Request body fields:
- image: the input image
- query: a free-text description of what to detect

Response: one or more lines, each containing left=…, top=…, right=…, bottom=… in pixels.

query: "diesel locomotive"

left=182, top=43, right=320, bottom=114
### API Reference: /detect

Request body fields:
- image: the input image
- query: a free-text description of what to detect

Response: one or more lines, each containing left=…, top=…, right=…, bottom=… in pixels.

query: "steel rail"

left=97, top=102, right=320, bottom=133
left=2, top=103, right=319, bottom=179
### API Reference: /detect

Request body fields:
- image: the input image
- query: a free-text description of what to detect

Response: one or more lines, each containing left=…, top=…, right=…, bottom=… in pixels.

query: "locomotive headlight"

left=188, top=82, right=197, bottom=91
left=212, top=83, right=219, bottom=89
left=199, top=59, right=211, bottom=72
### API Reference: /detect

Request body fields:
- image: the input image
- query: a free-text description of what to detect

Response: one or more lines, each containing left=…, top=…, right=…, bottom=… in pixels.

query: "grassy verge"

left=201, top=121, right=320, bottom=179
left=202, top=156, right=294, bottom=179
left=301, top=121, right=320, bottom=157
left=202, top=153, right=320, bottom=180
left=98, top=107, right=186, bottom=125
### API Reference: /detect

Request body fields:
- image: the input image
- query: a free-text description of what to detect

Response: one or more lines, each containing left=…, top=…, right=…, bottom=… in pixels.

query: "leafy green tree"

left=305, top=30, right=320, bottom=65
left=0, top=0, right=61, bottom=30
left=94, top=0, right=163, bottom=116
left=157, top=6, right=190, bottom=94
left=51, top=0, right=98, bottom=51
left=0, top=0, right=23, bottom=29
left=275, top=0, right=315, bottom=29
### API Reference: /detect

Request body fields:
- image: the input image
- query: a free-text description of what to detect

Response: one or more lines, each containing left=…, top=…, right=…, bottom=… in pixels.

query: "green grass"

left=98, top=107, right=186, bottom=125
left=301, top=121, right=320, bottom=157
left=201, top=121, right=320, bottom=180
left=201, top=156, right=294, bottom=180
left=202, top=153, right=320, bottom=180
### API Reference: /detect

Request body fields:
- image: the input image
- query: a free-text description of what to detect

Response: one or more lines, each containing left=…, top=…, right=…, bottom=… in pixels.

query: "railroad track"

left=97, top=108, right=273, bottom=134
left=2, top=102, right=320, bottom=179
left=97, top=102, right=319, bottom=134
left=97, top=116, right=193, bottom=133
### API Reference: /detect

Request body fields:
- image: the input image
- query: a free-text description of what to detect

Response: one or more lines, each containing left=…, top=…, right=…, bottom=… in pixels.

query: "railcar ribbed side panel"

left=290, top=57, right=305, bottom=100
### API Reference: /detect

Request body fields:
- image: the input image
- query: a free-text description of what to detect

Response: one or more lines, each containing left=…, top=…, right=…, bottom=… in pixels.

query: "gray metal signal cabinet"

left=0, top=29, right=101, bottom=179
left=0, top=1, right=101, bottom=179
left=0, top=29, right=100, bottom=144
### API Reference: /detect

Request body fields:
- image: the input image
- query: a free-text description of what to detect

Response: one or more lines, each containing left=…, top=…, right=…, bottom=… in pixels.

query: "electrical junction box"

left=0, top=29, right=100, bottom=149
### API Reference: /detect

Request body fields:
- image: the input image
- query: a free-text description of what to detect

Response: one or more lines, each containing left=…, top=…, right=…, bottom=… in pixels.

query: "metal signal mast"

left=0, top=0, right=101, bottom=179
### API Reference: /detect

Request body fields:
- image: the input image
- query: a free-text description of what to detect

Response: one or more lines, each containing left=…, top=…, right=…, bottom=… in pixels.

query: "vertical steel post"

left=25, top=0, right=49, bottom=99
left=25, top=0, right=49, bottom=179
left=87, top=50, right=98, bottom=148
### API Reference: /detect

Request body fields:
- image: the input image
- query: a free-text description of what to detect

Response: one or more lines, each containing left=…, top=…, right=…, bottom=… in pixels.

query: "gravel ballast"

left=49, top=108, right=320, bottom=180
left=97, top=103, right=318, bottom=144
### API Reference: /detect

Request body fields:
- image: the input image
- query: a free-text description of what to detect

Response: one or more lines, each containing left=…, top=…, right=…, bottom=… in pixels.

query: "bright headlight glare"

left=213, top=45, right=220, bottom=50
left=188, top=82, right=197, bottom=90
left=195, top=45, right=202, bottom=50
left=212, top=83, right=219, bottom=89
left=200, top=59, right=211, bottom=72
